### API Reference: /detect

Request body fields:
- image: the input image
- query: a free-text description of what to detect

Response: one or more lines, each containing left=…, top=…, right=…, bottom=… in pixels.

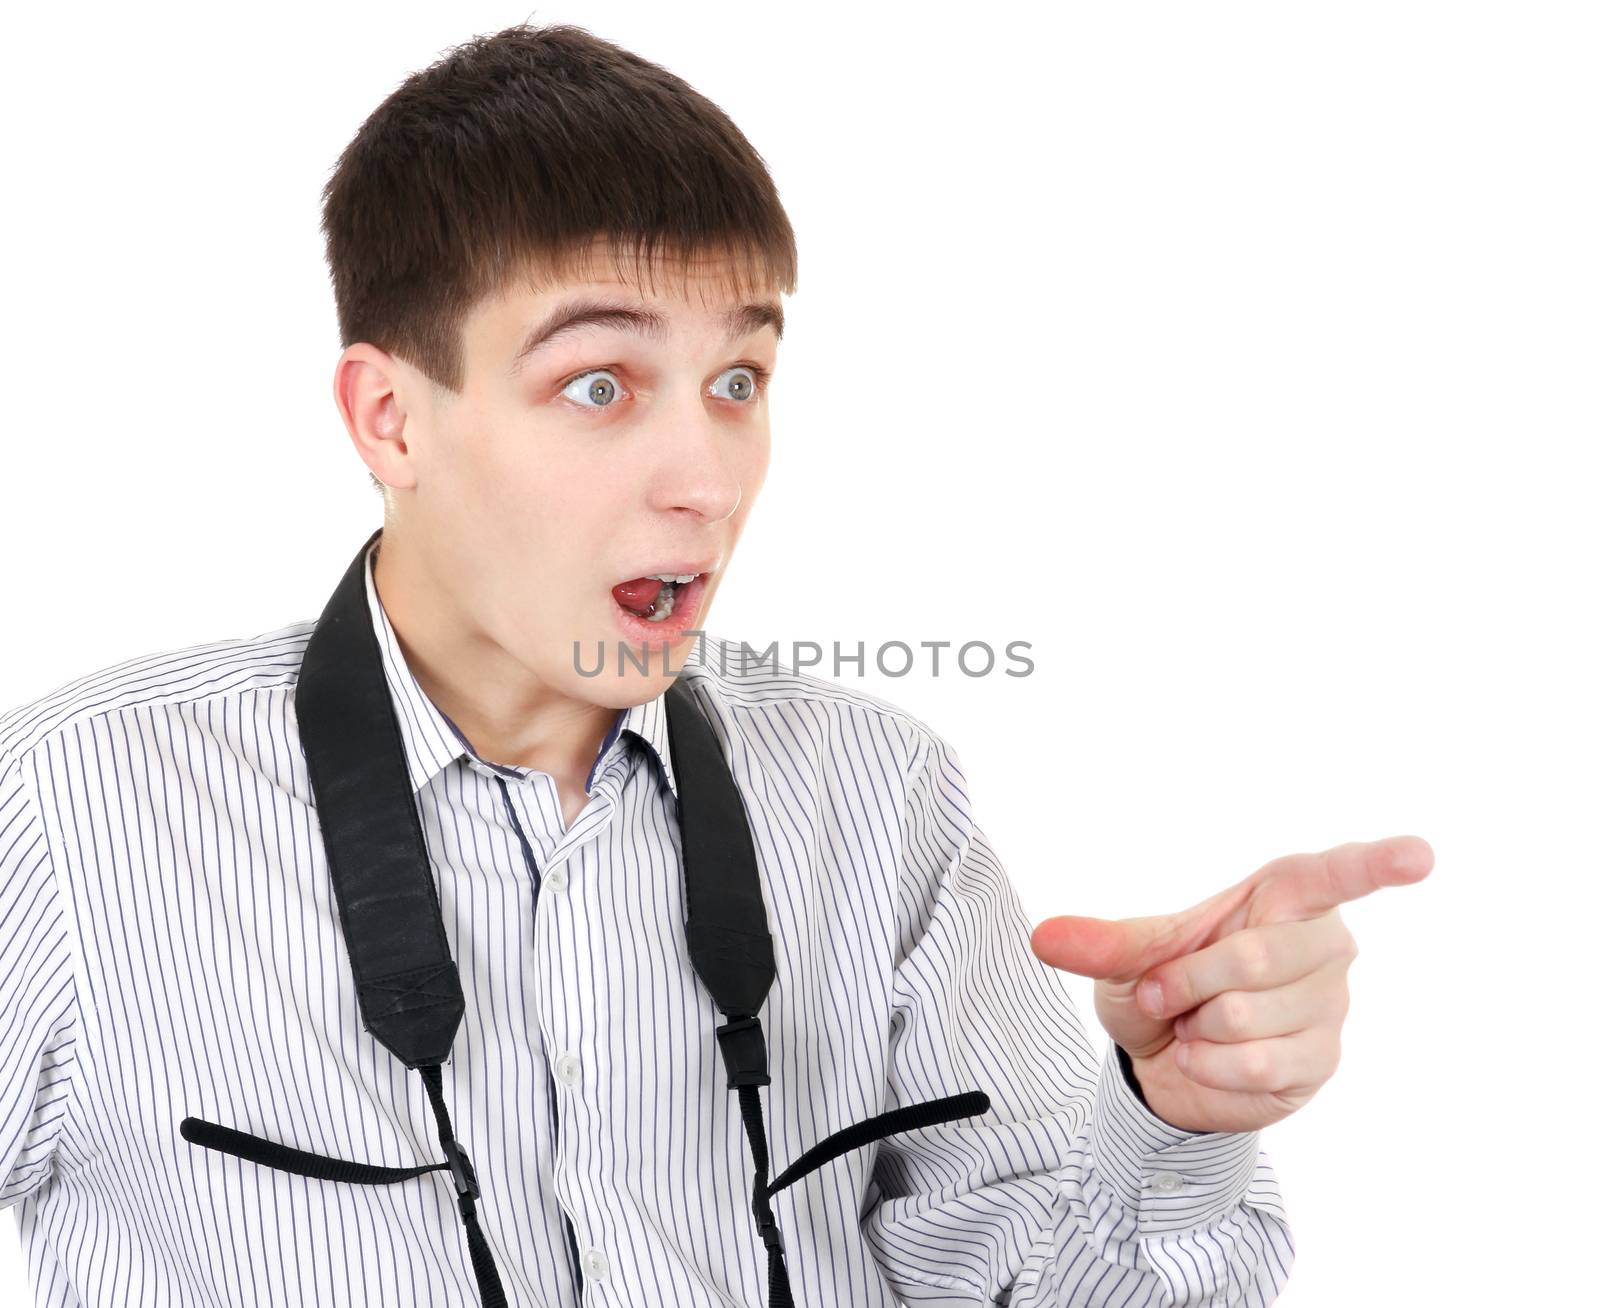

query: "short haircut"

left=320, top=22, right=799, bottom=493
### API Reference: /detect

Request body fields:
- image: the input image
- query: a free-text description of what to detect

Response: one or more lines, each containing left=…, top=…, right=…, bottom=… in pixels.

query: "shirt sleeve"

left=860, top=727, right=1294, bottom=1306
left=0, top=748, right=80, bottom=1211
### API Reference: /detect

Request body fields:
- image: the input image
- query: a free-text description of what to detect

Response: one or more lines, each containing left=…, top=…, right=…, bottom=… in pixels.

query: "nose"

left=648, top=415, right=748, bottom=525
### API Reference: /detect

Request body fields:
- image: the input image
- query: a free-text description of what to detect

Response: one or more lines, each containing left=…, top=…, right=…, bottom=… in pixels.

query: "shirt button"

left=581, top=1246, right=610, bottom=1280
left=1150, top=1171, right=1185, bottom=1193
left=544, top=866, right=568, bottom=892
left=555, top=1052, right=582, bottom=1087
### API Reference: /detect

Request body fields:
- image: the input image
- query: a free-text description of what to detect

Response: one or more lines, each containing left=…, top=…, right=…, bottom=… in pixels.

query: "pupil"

left=730, top=375, right=748, bottom=399
left=589, top=377, right=614, bottom=404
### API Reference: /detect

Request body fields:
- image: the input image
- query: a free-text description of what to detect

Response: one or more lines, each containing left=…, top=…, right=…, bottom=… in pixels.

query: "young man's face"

left=362, top=244, right=780, bottom=709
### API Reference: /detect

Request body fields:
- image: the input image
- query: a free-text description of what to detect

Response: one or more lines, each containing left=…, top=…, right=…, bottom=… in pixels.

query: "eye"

left=560, top=368, right=627, bottom=409
left=710, top=364, right=770, bottom=403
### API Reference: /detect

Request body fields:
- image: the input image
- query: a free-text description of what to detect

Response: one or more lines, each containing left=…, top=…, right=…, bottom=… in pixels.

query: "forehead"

left=456, top=243, right=784, bottom=390
left=488, top=239, right=782, bottom=332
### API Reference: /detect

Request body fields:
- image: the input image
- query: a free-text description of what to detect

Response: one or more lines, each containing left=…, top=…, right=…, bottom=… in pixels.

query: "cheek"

left=736, top=429, right=773, bottom=498
left=541, top=458, right=636, bottom=537
left=447, top=416, right=593, bottom=520
left=428, top=410, right=523, bottom=509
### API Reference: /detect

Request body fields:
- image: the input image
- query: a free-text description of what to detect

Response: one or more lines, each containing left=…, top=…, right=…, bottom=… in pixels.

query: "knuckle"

left=1237, top=937, right=1274, bottom=986
left=1327, top=910, right=1359, bottom=964
left=1240, top=1045, right=1274, bottom=1087
left=1324, top=1032, right=1344, bottom=1078
left=1327, top=925, right=1359, bottom=965
left=1148, top=913, right=1192, bottom=964
left=1159, top=967, right=1191, bottom=1012
left=1219, top=991, right=1252, bottom=1038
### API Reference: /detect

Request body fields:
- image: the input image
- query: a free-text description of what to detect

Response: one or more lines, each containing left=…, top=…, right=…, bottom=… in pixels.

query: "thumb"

left=1029, top=912, right=1182, bottom=1057
left=1029, top=912, right=1178, bottom=982
left=1030, top=876, right=1256, bottom=981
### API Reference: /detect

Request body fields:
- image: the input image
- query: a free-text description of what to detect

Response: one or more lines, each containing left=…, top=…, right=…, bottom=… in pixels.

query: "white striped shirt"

left=1, top=538, right=1293, bottom=1305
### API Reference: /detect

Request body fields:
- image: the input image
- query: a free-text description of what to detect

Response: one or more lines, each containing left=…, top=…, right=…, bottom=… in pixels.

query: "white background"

left=2, top=3, right=1594, bottom=1303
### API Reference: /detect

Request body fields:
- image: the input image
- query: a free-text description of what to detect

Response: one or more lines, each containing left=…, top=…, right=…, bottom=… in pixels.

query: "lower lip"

left=610, top=572, right=710, bottom=645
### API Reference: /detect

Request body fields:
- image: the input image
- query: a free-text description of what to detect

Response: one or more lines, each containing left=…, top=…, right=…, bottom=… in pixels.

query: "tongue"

left=612, top=576, right=665, bottom=615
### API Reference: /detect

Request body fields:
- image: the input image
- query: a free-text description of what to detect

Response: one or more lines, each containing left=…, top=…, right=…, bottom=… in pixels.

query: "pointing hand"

left=1029, top=837, right=1434, bottom=1133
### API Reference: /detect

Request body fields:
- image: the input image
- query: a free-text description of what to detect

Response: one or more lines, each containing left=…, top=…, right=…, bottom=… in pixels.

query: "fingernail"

left=1138, top=979, right=1164, bottom=1017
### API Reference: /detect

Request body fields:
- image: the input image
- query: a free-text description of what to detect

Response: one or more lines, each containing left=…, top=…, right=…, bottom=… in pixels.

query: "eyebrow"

left=510, top=297, right=784, bottom=374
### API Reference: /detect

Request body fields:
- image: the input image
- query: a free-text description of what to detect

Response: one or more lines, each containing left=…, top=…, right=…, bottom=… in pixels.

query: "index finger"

left=1252, top=835, right=1434, bottom=923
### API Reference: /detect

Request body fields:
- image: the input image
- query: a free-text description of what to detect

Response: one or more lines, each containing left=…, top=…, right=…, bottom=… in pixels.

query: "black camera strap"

left=181, top=529, right=990, bottom=1306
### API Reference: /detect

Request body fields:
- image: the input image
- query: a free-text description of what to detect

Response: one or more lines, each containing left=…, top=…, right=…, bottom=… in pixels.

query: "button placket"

left=490, top=770, right=589, bottom=1293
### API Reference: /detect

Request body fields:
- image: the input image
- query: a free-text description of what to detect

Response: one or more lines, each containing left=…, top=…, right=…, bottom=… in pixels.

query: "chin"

left=562, top=631, right=699, bottom=709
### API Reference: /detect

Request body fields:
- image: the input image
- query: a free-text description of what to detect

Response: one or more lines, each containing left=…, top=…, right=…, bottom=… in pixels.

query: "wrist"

left=1114, top=1042, right=1155, bottom=1113
left=1120, top=1043, right=1216, bottom=1134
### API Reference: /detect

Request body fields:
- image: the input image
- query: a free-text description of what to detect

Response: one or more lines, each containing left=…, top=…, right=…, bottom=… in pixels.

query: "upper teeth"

left=645, top=573, right=698, bottom=584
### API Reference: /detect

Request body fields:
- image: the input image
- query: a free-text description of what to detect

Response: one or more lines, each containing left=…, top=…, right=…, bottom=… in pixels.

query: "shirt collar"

left=362, top=536, right=678, bottom=799
left=613, top=688, right=677, bottom=798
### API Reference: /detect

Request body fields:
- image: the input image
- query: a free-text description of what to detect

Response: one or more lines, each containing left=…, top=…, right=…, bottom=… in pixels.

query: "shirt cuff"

left=1089, top=1039, right=1265, bottom=1236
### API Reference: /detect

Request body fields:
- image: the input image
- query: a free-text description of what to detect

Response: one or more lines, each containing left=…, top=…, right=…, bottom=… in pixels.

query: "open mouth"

left=609, top=569, right=712, bottom=640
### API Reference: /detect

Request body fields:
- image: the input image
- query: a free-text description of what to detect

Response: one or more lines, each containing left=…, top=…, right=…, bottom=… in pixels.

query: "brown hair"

left=319, top=22, right=799, bottom=493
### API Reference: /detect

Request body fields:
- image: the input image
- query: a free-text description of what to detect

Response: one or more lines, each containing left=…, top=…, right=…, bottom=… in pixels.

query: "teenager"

left=0, top=23, right=1430, bottom=1306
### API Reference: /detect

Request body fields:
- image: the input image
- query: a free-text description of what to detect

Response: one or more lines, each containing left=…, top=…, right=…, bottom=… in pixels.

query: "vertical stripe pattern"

left=0, top=540, right=1293, bottom=1305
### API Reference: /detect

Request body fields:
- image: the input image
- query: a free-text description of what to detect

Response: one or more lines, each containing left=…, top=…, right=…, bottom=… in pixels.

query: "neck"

left=371, top=529, right=617, bottom=784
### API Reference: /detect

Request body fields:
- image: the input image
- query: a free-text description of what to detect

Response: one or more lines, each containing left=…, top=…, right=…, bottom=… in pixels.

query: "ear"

left=332, top=343, right=417, bottom=491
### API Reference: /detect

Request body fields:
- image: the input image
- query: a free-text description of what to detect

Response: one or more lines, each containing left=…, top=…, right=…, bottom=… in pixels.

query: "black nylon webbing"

left=419, top=1063, right=507, bottom=1308
left=764, top=1090, right=992, bottom=1200
left=665, top=676, right=795, bottom=1301
left=736, top=1082, right=793, bottom=1308
left=178, top=1116, right=450, bottom=1187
